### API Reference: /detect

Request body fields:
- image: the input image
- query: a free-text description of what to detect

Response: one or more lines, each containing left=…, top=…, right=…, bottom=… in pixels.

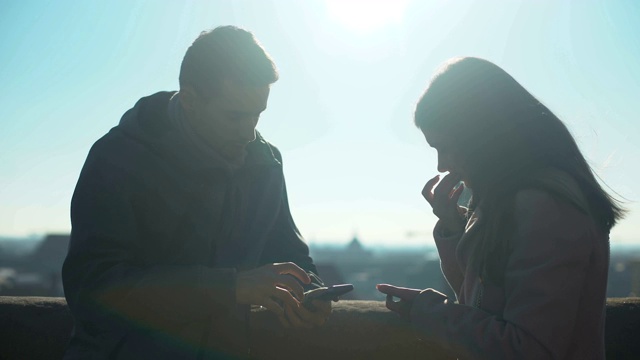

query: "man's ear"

left=178, top=86, right=198, bottom=113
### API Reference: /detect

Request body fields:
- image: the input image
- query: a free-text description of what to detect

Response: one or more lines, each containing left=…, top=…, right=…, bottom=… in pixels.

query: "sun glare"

left=324, top=0, right=412, bottom=33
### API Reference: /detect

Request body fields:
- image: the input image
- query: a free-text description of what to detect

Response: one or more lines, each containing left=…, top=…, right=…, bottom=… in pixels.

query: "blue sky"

left=1, top=0, right=638, bottom=246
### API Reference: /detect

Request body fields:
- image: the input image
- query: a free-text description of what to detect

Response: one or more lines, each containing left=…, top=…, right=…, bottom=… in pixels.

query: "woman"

left=377, top=57, right=625, bottom=359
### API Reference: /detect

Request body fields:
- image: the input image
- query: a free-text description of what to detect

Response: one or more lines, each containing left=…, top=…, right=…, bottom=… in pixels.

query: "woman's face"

left=422, top=129, right=471, bottom=187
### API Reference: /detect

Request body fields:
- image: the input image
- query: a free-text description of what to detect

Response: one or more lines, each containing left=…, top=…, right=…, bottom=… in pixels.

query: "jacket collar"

left=168, top=92, right=280, bottom=172
left=243, top=132, right=281, bottom=168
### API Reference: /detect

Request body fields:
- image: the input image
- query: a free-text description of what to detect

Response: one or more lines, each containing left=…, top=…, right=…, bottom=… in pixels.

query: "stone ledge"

left=0, top=297, right=638, bottom=359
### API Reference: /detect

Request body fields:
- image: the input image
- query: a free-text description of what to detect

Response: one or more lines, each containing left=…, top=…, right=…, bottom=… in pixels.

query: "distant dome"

left=346, top=235, right=364, bottom=252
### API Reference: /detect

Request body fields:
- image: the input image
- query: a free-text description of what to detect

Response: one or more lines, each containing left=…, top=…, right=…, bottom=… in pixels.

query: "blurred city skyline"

left=3, top=233, right=640, bottom=299
left=1, top=0, right=639, bottom=246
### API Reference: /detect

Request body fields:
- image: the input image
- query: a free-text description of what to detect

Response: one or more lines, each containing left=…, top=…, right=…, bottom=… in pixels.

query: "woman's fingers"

left=424, top=173, right=460, bottom=208
left=432, top=174, right=463, bottom=215
left=451, top=182, right=464, bottom=201
left=423, top=173, right=466, bottom=233
left=378, top=285, right=420, bottom=319
left=376, top=284, right=421, bottom=300
left=434, top=173, right=461, bottom=200
left=422, top=175, right=440, bottom=204
left=385, top=295, right=413, bottom=319
left=376, top=283, right=396, bottom=295
left=385, top=294, right=402, bottom=313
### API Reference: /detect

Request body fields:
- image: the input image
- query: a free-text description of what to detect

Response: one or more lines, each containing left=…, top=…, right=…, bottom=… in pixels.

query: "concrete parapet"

left=1, top=297, right=638, bottom=359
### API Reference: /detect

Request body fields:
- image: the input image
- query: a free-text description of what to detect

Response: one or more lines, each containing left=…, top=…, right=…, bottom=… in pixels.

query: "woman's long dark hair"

left=415, top=57, right=626, bottom=284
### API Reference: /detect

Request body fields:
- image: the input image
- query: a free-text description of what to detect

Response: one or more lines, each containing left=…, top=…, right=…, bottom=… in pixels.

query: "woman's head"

left=415, top=57, right=624, bottom=231
left=416, top=58, right=555, bottom=194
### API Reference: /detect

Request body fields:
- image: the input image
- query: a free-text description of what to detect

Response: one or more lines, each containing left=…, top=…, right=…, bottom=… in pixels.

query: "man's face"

left=181, top=81, right=270, bottom=163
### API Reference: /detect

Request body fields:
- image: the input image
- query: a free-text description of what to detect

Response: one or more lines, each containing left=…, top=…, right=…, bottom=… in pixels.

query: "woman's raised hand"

left=422, top=173, right=466, bottom=234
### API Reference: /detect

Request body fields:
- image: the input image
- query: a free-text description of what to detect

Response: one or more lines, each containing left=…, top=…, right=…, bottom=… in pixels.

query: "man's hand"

left=236, top=262, right=310, bottom=325
left=281, top=299, right=332, bottom=328
left=376, top=284, right=421, bottom=320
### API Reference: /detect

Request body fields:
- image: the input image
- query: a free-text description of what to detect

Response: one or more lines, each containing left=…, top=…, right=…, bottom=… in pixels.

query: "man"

left=62, top=26, right=330, bottom=359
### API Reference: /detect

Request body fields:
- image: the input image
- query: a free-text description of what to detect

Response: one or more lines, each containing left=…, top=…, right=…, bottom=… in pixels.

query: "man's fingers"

left=273, top=275, right=305, bottom=301
left=271, top=286, right=300, bottom=309
left=272, top=262, right=311, bottom=284
left=261, top=297, right=285, bottom=318
left=295, top=302, right=327, bottom=327
left=274, top=310, right=290, bottom=328
left=285, top=304, right=310, bottom=329
left=310, top=300, right=331, bottom=319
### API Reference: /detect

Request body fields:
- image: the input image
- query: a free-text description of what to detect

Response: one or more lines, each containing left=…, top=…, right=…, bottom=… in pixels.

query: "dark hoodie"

left=62, top=91, right=323, bottom=359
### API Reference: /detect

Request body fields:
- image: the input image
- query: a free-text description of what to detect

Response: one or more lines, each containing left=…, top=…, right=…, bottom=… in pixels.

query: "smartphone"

left=303, top=284, right=354, bottom=304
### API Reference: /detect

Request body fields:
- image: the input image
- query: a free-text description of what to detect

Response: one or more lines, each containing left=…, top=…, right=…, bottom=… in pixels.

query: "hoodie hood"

left=114, top=91, right=280, bottom=173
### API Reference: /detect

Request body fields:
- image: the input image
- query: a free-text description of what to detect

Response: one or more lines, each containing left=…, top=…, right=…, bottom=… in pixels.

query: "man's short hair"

left=179, top=25, right=279, bottom=95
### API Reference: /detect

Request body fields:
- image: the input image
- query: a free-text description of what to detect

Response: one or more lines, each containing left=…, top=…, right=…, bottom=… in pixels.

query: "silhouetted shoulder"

left=266, top=141, right=283, bottom=163
left=514, top=187, right=587, bottom=223
left=513, top=187, right=597, bottom=248
left=513, top=188, right=559, bottom=216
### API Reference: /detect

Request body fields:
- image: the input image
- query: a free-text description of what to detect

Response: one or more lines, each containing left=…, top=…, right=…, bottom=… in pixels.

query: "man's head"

left=178, top=26, right=279, bottom=164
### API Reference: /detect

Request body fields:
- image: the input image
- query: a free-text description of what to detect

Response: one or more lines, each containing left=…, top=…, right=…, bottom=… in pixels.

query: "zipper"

left=474, top=277, right=484, bottom=308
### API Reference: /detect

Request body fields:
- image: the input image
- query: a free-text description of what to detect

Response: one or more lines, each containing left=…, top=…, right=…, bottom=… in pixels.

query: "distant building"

left=310, top=234, right=373, bottom=264
left=346, top=235, right=364, bottom=252
left=0, top=234, right=69, bottom=296
left=310, top=235, right=451, bottom=300
left=29, top=234, right=70, bottom=274
left=1, top=234, right=639, bottom=300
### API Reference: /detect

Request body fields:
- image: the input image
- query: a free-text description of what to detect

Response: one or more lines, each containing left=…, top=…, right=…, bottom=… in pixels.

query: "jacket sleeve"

left=258, top=147, right=324, bottom=291
left=433, top=220, right=465, bottom=299
left=409, top=189, right=597, bottom=360
left=62, top=153, right=237, bottom=332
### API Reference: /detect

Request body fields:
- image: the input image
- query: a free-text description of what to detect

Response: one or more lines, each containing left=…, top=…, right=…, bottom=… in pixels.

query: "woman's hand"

left=422, top=173, right=466, bottom=234
left=377, top=285, right=450, bottom=322
left=376, top=284, right=422, bottom=320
